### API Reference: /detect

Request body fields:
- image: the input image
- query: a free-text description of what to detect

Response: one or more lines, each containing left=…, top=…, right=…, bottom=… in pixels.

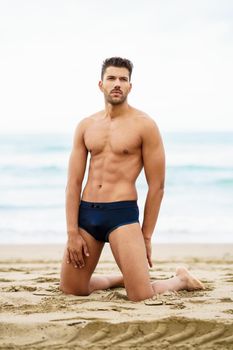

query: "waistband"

left=79, top=199, right=138, bottom=209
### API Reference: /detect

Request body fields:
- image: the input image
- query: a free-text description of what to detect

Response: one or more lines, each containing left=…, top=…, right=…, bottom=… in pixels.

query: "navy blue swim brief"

left=78, top=199, right=140, bottom=242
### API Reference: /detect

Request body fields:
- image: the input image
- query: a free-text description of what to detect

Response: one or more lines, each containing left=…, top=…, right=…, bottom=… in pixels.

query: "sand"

left=0, top=243, right=233, bottom=349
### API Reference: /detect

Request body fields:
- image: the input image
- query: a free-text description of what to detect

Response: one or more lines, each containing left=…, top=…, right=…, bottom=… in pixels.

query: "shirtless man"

left=59, top=57, right=204, bottom=301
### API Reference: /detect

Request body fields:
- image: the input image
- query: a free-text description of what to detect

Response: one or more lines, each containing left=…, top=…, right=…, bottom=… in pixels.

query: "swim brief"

left=78, top=199, right=139, bottom=242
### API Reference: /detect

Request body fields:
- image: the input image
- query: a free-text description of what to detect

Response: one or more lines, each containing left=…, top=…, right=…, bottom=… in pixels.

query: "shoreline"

left=0, top=242, right=232, bottom=261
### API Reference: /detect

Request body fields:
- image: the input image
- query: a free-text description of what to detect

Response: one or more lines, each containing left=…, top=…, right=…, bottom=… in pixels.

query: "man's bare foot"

left=176, top=267, right=205, bottom=291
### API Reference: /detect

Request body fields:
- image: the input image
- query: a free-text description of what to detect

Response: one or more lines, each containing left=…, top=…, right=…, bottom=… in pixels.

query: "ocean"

left=0, top=132, right=232, bottom=244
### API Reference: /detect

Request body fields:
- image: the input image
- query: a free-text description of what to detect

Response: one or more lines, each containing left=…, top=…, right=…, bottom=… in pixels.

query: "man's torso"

left=81, top=107, right=149, bottom=202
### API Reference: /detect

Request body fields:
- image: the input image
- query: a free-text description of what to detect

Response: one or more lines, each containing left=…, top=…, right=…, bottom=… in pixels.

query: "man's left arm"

left=141, top=117, right=165, bottom=266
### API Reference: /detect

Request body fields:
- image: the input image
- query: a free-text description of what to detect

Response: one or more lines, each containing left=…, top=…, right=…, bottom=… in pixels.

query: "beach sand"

left=0, top=243, right=233, bottom=349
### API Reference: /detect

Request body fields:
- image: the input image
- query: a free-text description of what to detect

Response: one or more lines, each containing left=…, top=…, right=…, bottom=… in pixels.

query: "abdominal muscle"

left=81, top=156, right=141, bottom=203
left=81, top=181, right=138, bottom=202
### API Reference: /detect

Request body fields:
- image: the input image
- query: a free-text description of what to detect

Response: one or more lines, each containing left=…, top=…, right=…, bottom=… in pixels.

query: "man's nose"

left=114, top=79, right=121, bottom=87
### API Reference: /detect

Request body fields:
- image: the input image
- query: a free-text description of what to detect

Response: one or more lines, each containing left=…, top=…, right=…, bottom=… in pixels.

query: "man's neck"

left=104, top=101, right=130, bottom=119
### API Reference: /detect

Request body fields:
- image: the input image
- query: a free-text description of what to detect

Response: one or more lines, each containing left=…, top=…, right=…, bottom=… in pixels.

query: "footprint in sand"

left=219, top=297, right=233, bottom=303
left=102, top=291, right=128, bottom=301
left=1, top=318, right=233, bottom=349
left=63, top=318, right=233, bottom=348
left=2, top=285, right=37, bottom=292
left=33, top=277, right=60, bottom=283
left=0, top=278, right=13, bottom=282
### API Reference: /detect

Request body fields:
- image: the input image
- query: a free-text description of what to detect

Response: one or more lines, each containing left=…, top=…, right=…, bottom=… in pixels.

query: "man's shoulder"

left=75, top=110, right=104, bottom=129
left=85, top=110, right=105, bottom=121
left=131, top=107, right=159, bottom=130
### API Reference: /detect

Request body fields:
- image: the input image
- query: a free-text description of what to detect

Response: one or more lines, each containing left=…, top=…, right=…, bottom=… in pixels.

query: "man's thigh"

left=108, top=222, right=154, bottom=301
left=60, top=227, right=105, bottom=295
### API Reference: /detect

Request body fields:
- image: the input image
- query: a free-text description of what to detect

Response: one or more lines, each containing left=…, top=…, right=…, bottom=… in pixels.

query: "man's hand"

left=143, top=236, right=153, bottom=268
left=66, top=230, right=89, bottom=269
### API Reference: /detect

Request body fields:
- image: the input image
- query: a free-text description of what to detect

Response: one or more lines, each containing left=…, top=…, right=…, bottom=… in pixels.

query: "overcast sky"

left=0, top=0, right=232, bottom=133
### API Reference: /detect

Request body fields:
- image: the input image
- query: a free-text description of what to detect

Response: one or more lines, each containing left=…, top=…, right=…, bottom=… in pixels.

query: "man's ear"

left=98, top=80, right=103, bottom=91
left=129, top=82, right=132, bottom=92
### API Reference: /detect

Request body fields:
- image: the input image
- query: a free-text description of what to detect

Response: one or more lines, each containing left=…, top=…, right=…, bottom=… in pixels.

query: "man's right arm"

left=65, top=119, right=89, bottom=268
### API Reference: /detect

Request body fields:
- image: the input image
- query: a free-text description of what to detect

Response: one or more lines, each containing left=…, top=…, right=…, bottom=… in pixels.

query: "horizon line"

left=0, top=129, right=233, bottom=135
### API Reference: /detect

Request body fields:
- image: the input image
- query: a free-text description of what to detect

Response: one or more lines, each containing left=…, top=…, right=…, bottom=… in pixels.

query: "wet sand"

left=0, top=243, right=233, bottom=349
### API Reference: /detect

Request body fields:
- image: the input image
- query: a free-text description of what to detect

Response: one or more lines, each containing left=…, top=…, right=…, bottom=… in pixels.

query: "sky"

left=0, top=0, right=232, bottom=133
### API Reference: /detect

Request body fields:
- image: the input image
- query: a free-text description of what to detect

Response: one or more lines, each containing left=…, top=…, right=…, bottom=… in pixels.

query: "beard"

left=105, top=92, right=127, bottom=105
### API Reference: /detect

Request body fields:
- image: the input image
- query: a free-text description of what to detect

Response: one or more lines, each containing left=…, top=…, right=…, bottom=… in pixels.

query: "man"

left=59, top=57, right=204, bottom=302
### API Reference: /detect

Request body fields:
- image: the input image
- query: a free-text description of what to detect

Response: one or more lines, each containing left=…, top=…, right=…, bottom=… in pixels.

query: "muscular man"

left=59, top=57, right=204, bottom=301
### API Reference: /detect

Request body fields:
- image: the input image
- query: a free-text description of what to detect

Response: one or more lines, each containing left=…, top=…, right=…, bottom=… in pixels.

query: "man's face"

left=99, top=66, right=132, bottom=105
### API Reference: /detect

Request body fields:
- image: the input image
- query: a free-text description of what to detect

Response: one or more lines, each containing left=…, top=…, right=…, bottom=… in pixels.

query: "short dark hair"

left=101, top=57, right=133, bottom=81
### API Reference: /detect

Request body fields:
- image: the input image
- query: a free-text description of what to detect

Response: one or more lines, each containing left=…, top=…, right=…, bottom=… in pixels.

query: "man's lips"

left=111, top=90, right=122, bottom=95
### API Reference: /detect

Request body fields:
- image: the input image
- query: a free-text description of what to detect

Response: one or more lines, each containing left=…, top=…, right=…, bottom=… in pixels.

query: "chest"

left=84, top=119, right=142, bottom=155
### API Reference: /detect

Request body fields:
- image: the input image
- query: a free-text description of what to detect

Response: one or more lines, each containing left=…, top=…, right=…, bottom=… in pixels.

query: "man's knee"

left=126, top=286, right=154, bottom=302
left=127, top=292, right=154, bottom=302
left=59, top=283, right=90, bottom=296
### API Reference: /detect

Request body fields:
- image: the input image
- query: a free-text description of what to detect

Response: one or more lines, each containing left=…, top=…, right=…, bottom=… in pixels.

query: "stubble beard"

left=105, top=93, right=127, bottom=106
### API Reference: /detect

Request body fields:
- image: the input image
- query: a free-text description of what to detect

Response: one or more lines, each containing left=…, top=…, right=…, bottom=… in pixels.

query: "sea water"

left=0, top=132, right=232, bottom=244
